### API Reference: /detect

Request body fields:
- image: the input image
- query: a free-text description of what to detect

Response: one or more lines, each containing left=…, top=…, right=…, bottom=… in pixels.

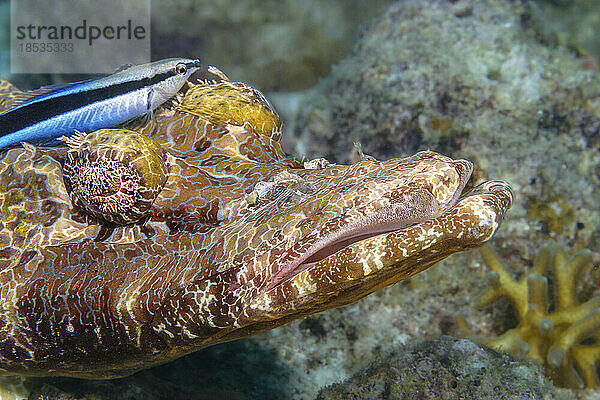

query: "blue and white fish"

left=0, top=58, right=201, bottom=149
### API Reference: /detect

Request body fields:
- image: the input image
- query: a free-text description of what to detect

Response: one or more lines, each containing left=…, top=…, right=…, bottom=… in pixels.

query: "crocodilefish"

left=0, top=58, right=201, bottom=149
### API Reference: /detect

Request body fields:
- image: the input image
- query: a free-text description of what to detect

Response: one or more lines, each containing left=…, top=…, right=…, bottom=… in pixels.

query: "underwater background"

left=0, top=0, right=599, bottom=399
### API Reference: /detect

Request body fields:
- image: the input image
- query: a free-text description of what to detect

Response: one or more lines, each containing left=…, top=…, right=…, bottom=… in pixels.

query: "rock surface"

left=316, top=337, right=555, bottom=400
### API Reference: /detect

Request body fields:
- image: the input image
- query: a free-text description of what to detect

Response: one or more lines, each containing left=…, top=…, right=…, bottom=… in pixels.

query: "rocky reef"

left=316, top=336, right=555, bottom=400
left=273, top=0, right=600, bottom=398
left=14, top=337, right=554, bottom=400
left=535, top=0, right=600, bottom=70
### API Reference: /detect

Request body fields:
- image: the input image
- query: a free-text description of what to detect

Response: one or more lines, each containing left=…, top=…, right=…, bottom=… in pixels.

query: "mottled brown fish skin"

left=0, top=70, right=512, bottom=378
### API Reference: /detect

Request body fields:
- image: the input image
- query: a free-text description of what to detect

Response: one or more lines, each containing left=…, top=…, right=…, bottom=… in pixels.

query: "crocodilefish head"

left=111, top=58, right=201, bottom=109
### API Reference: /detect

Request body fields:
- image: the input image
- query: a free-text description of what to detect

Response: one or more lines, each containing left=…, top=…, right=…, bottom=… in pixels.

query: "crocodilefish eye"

left=62, top=129, right=170, bottom=225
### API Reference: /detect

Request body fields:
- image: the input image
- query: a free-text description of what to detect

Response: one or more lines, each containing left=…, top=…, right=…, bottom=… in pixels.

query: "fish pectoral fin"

left=148, top=109, right=155, bottom=125
left=147, top=89, right=156, bottom=123
left=146, top=89, right=155, bottom=110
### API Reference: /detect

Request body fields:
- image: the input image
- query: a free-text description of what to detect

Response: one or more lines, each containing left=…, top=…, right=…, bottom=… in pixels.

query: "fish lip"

left=265, top=161, right=474, bottom=291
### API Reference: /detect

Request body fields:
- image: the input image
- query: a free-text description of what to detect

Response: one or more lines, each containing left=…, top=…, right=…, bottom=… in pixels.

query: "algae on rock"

left=316, top=336, right=555, bottom=400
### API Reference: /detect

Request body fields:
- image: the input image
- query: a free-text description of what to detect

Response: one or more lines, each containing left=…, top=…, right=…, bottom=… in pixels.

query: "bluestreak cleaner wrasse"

left=0, top=58, right=201, bottom=149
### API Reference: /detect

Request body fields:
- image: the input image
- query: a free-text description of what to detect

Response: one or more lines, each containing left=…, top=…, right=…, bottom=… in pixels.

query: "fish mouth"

left=267, top=159, right=474, bottom=290
left=186, top=59, right=202, bottom=70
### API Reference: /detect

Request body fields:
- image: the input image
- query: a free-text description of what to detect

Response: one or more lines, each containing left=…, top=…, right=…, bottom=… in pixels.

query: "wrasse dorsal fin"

left=113, top=63, right=134, bottom=74
left=0, top=80, right=20, bottom=96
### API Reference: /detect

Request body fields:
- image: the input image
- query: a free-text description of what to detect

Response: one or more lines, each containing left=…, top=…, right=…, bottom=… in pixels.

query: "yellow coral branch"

left=548, top=309, right=600, bottom=368
left=531, top=246, right=552, bottom=277
left=465, top=243, right=600, bottom=389
left=554, top=248, right=592, bottom=310
left=572, top=343, right=600, bottom=388
left=477, top=246, right=528, bottom=317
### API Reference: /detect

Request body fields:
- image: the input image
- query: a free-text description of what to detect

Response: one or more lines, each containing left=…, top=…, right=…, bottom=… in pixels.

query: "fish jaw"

left=264, top=153, right=474, bottom=291
left=242, top=179, right=512, bottom=327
